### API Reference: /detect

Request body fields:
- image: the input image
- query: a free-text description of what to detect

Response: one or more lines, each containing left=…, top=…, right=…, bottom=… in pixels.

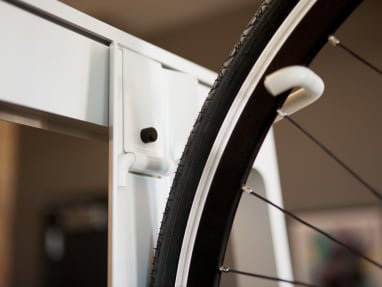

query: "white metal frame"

left=0, top=1, right=292, bottom=286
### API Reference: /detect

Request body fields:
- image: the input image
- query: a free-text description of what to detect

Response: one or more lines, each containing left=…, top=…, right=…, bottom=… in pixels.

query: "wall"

left=10, top=125, right=108, bottom=287
left=0, top=121, right=18, bottom=287
left=147, top=5, right=257, bottom=72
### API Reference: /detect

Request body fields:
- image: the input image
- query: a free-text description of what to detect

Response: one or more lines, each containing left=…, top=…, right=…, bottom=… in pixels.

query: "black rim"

left=150, top=1, right=362, bottom=286
left=188, top=1, right=362, bottom=286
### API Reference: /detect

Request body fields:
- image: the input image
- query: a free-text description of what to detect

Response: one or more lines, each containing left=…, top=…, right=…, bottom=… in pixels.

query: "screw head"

left=140, top=127, right=158, bottom=143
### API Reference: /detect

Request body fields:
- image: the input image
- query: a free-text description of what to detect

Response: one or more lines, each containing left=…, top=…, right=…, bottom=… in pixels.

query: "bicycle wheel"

left=150, top=0, right=362, bottom=286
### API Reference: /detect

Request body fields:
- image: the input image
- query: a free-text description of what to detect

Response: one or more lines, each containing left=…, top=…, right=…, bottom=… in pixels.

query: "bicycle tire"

left=151, top=0, right=362, bottom=286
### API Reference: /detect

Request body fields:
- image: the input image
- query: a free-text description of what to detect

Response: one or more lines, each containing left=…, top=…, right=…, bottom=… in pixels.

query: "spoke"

left=219, top=266, right=321, bottom=287
left=277, top=110, right=382, bottom=203
left=242, top=185, right=382, bottom=269
left=328, top=35, right=382, bottom=75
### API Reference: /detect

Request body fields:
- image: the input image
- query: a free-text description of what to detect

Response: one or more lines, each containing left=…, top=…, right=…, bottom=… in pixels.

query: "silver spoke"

left=219, top=266, right=321, bottom=287
left=277, top=110, right=382, bottom=202
left=329, top=35, right=382, bottom=75
left=242, top=185, right=382, bottom=269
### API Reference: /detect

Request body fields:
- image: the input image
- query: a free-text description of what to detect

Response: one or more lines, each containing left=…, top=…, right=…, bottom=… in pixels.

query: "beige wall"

left=0, top=121, right=18, bottom=287
left=147, top=5, right=256, bottom=72
left=8, top=125, right=108, bottom=287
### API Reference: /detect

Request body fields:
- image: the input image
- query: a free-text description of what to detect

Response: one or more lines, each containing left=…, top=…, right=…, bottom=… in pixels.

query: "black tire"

left=150, top=0, right=362, bottom=286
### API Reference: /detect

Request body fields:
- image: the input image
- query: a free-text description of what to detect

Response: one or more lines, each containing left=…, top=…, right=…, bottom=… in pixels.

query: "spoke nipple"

left=277, top=109, right=287, bottom=118
left=219, top=266, right=230, bottom=273
left=242, top=185, right=253, bottom=194
left=328, top=35, right=340, bottom=46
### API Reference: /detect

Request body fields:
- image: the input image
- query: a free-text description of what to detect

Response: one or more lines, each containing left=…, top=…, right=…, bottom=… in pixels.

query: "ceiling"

left=60, top=0, right=260, bottom=37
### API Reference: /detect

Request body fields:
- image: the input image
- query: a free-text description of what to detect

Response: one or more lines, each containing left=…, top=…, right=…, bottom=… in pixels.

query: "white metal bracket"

left=119, top=48, right=204, bottom=181
left=264, top=65, right=324, bottom=122
left=119, top=153, right=177, bottom=185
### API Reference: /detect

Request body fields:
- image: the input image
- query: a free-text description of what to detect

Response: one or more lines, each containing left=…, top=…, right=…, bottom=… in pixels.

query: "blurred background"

left=1, top=0, right=381, bottom=286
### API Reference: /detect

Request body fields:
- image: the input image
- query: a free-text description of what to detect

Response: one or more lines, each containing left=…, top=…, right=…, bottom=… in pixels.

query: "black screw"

left=140, top=127, right=158, bottom=143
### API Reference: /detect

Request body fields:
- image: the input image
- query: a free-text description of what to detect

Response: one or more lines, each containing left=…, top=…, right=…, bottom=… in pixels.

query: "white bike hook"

left=264, top=65, right=324, bottom=122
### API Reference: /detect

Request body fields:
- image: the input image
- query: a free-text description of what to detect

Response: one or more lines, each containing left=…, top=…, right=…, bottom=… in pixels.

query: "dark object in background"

left=43, top=196, right=108, bottom=287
